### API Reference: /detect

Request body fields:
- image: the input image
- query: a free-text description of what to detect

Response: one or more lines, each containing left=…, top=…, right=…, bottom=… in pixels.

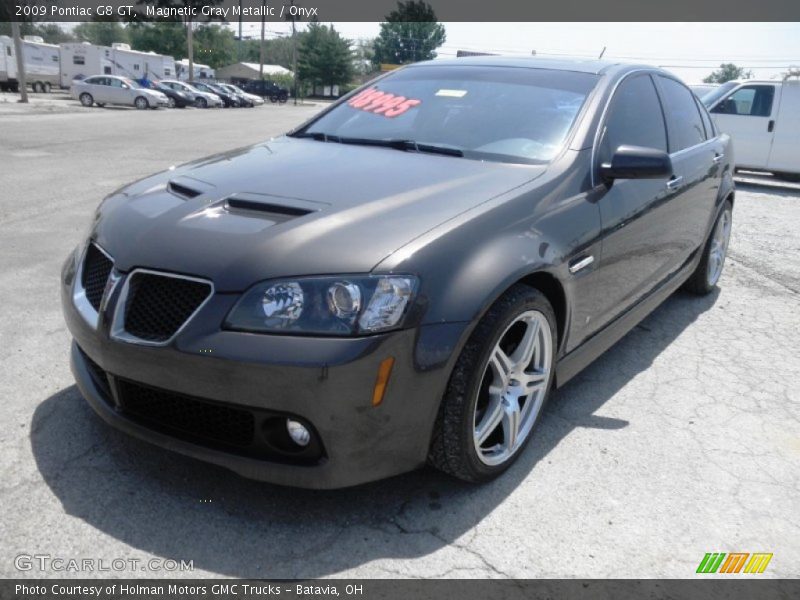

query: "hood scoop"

left=222, top=192, right=328, bottom=222
left=167, top=176, right=216, bottom=200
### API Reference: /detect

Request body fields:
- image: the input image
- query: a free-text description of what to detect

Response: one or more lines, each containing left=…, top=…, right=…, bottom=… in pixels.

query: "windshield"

left=700, top=81, right=738, bottom=107
left=300, top=66, right=598, bottom=164
left=122, top=78, right=141, bottom=89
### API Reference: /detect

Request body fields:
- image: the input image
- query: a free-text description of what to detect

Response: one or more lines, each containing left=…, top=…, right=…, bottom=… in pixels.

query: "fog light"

left=286, top=419, right=311, bottom=447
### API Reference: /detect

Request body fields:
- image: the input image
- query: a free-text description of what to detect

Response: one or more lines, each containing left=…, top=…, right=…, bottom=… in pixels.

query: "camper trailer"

left=0, top=35, right=60, bottom=92
left=175, top=58, right=215, bottom=81
left=59, top=42, right=175, bottom=88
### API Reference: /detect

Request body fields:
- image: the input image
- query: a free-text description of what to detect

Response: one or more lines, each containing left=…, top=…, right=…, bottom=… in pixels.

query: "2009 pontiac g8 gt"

left=62, top=57, right=734, bottom=488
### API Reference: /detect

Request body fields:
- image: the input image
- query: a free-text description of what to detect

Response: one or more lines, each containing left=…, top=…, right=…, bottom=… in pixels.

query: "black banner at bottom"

left=3, top=579, right=799, bottom=600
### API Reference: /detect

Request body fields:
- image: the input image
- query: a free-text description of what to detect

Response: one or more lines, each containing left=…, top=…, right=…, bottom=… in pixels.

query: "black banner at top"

left=2, top=0, right=800, bottom=22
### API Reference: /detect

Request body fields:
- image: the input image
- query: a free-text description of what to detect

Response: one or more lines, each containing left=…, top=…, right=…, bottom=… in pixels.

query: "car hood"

left=95, top=137, right=545, bottom=291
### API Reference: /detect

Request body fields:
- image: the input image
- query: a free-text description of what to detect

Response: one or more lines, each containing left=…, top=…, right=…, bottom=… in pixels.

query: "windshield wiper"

left=291, top=132, right=463, bottom=157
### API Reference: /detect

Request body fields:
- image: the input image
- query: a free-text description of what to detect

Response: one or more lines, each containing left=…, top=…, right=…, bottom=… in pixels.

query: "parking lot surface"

left=1, top=104, right=798, bottom=579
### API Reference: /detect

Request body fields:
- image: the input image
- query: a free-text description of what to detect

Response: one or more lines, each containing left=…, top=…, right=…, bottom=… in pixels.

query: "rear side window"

left=712, top=85, right=775, bottom=117
left=696, top=97, right=715, bottom=139
left=597, top=74, right=667, bottom=165
left=657, top=76, right=706, bottom=152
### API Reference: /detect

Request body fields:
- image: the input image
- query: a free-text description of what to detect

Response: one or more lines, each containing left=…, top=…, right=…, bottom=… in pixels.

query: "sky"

left=234, top=21, right=800, bottom=83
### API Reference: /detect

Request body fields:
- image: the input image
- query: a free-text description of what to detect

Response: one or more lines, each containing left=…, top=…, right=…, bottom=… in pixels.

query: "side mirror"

left=121, top=84, right=129, bottom=89
left=600, top=145, right=672, bottom=182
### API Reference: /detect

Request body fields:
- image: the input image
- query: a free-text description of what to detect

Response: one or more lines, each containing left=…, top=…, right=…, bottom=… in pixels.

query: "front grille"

left=116, top=379, right=255, bottom=449
left=81, top=244, right=113, bottom=311
left=123, top=272, right=211, bottom=342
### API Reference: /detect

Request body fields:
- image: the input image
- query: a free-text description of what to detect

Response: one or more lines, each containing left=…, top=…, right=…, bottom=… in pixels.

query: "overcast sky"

left=236, top=21, right=800, bottom=83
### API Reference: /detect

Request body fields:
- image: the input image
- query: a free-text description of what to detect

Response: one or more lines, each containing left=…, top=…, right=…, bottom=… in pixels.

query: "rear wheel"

left=42, top=82, right=51, bottom=93
left=684, top=201, right=733, bottom=295
left=167, top=97, right=176, bottom=109
left=32, top=81, right=43, bottom=93
left=79, top=93, right=94, bottom=107
left=429, top=284, right=557, bottom=483
left=134, top=96, right=149, bottom=110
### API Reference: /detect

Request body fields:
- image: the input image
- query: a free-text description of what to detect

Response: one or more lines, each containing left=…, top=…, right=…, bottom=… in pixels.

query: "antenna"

left=598, top=46, right=607, bottom=59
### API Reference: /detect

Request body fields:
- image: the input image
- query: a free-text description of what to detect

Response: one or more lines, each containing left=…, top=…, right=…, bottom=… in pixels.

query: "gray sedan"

left=71, top=76, right=169, bottom=110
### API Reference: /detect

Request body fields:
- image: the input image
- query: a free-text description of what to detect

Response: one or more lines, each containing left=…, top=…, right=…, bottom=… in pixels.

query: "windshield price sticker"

left=347, top=87, right=422, bottom=118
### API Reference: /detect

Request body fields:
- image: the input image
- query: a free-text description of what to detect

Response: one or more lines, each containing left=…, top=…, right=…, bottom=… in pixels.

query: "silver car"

left=159, top=79, right=224, bottom=108
left=71, top=76, right=169, bottom=110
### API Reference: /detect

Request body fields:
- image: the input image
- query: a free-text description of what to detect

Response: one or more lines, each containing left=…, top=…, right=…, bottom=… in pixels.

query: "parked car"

left=699, top=78, right=800, bottom=182
left=71, top=75, right=168, bottom=109
left=240, top=79, right=289, bottom=103
left=218, top=83, right=263, bottom=107
left=159, top=79, right=223, bottom=108
left=689, top=83, right=718, bottom=98
left=191, top=81, right=242, bottom=108
left=62, top=57, right=734, bottom=489
left=143, top=80, right=194, bottom=108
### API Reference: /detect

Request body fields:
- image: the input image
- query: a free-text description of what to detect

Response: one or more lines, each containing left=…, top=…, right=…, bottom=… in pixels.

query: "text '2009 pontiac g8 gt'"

left=62, top=57, right=734, bottom=488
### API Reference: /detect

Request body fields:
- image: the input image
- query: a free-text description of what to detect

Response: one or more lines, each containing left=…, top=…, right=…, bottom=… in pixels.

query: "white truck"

left=701, top=76, right=800, bottom=181
left=59, top=42, right=176, bottom=89
left=175, top=58, right=215, bottom=81
left=0, top=35, right=61, bottom=92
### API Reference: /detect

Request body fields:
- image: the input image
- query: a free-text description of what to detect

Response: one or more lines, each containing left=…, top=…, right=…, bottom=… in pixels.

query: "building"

left=215, top=62, right=293, bottom=82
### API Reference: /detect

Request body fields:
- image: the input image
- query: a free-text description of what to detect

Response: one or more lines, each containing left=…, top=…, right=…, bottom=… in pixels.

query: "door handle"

left=666, top=176, right=684, bottom=191
left=768, top=120, right=775, bottom=132
left=713, top=154, right=724, bottom=164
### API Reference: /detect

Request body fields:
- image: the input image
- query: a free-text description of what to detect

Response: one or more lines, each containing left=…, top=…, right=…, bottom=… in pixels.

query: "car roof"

left=410, top=55, right=628, bottom=75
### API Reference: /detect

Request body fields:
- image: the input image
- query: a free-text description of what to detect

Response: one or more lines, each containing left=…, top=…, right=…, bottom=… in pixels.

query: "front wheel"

left=167, top=97, right=176, bottom=109
left=683, top=201, right=733, bottom=295
left=429, top=284, right=557, bottom=483
left=134, top=96, right=149, bottom=110
left=195, top=97, right=208, bottom=109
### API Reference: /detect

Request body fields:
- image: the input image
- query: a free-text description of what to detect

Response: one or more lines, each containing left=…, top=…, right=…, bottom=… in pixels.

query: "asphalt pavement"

left=1, top=100, right=798, bottom=579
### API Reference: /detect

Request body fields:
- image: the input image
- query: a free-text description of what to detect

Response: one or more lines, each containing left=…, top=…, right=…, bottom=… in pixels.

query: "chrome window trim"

left=110, top=268, right=214, bottom=347
left=72, top=242, right=114, bottom=330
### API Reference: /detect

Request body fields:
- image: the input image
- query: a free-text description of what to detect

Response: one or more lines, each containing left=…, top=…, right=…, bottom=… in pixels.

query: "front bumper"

left=61, top=248, right=467, bottom=488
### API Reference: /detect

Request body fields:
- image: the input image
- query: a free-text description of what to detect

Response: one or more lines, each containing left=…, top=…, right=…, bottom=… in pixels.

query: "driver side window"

left=597, top=74, right=668, bottom=167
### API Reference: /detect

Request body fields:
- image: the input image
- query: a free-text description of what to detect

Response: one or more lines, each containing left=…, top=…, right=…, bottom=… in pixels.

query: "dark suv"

left=239, top=80, right=290, bottom=103
left=62, top=57, right=733, bottom=489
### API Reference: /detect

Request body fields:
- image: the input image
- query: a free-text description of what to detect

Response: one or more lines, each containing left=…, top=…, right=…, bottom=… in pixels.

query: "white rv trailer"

left=175, top=58, right=215, bottom=81
left=0, top=35, right=60, bottom=92
left=59, top=42, right=176, bottom=88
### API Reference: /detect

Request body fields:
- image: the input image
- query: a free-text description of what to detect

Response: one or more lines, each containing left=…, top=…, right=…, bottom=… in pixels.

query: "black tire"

left=79, top=93, right=94, bottom=107
left=32, top=81, right=42, bottom=93
left=269, top=94, right=278, bottom=103
left=683, top=200, right=733, bottom=295
left=96, top=103, right=105, bottom=107
left=195, top=97, right=208, bottom=109
left=134, top=96, right=149, bottom=110
left=428, top=284, right=557, bottom=483
left=279, top=95, right=288, bottom=104
left=42, top=82, right=51, bottom=93
left=167, top=97, right=176, bottom=109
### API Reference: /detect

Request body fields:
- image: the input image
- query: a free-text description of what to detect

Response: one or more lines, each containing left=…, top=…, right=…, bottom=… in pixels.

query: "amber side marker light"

left=372, top=357, right=395, bottom=407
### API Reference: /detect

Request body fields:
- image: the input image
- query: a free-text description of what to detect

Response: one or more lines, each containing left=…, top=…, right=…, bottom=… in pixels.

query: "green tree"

left=128, top=22, right=187, bottom=59
left=703, top=63, right=753, bottom=84
left=73, top=22, right=130, bottom=46
left=372, top=1, right=446, bottom=66
left=240, top=37, right=296, bottom=71
left=193, top=24, right=236, bottom=68
left=297, top=23, right=354, bottom=90
left=0, top=22, right=74, bottom=43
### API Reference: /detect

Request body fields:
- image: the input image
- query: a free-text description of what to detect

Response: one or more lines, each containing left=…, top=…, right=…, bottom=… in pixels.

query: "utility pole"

left=10, top=21, right=28, bottom=103
left=291, top=2, right=298, bottom=105
left=259, top=0, right=266, bottom=80
left=238, top=0, right=243, bottom=60
left=187, top=18, right=194, bottom=83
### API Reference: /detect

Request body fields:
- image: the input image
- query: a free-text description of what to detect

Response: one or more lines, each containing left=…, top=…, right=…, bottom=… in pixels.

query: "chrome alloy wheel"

left=473, top=310, right=553, bottom=466
left=707, top=208, right=732, bottom=286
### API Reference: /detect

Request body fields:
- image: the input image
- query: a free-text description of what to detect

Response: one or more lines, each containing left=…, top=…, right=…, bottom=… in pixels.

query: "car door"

left=591, top=73, right=680, bottom=324
left=89, top=77, right=112, bottom=104
left=710, top=83, right=779, bottom=170
left=767, top=83, right=800, bottom=174
left=654, top=75, right=721, bottom=258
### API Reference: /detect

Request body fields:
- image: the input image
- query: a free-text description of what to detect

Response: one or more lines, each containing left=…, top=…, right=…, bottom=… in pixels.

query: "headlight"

left=225, top=275, right=418, bottom=336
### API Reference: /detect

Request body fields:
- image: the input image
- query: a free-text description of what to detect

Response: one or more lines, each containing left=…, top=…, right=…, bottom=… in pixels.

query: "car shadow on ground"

left=31, top=289, right=719, bottom=578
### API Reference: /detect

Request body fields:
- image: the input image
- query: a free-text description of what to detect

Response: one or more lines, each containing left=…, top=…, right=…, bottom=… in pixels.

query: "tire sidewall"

left=134, top=96, right=148, bottom=110
left=80, top=93, right=93, bottom=107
